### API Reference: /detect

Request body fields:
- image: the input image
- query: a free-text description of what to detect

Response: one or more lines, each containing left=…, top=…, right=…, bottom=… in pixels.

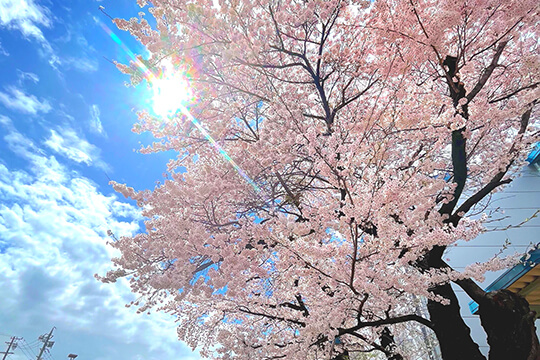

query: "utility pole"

left=1, top=337, right=19, bottom=360
left=36, top=327, right=55, bottom=360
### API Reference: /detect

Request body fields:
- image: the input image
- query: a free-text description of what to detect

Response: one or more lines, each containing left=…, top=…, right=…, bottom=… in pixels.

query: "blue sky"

left=0, top=0, right=199, bottom=359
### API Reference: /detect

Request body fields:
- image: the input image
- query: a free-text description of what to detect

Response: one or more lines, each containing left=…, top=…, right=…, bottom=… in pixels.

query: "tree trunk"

left=478, top=289, right=540, bottom=360
left=380, top=327, right=404, bottom=360
left=427, top=283, right=486, bottom=360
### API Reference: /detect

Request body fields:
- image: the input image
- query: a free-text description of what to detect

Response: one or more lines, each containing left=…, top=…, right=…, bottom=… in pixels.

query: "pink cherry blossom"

left=99, top=1, right=539, bottom=359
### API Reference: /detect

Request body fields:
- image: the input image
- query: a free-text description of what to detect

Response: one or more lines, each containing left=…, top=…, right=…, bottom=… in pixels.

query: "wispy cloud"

left=0, top=122, right=200, bottom=360
left=16, top=69, right=39, bottom=84
left=89, top=104, right=106, bottom=136
left=17, top=69, right=39, bottom=87
left=0, top=86, right=51, bottom=114
left=0, top=0, right=52, bottom=43
left=1, top=116, right=55, bottom=171
left=45, top=129, right=94, bottom=165
left=0, top=41, right=8, bottom=56
left=61, top=33, right=99, bottom=73
left=38, top=34, right=99, bottom=74
left=44, top=127, right=109, bottom=171
left=0, top=1, right=98, bottom=74
left=63, top=55, right=99, bottom=72
left=0, top=114, right=12, bottom=127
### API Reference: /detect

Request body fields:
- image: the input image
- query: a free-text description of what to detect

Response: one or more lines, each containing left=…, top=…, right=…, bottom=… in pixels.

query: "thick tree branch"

left=439, top=129, right=467, bottom=218
left=440, top=261, right=487, bottom=303
left=450, top=105, right=534, bottom=224
left=466, top=41, right=508, bottom=103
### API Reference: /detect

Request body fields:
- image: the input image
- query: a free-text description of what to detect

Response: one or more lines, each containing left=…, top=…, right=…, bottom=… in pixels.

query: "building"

left=447, top=143, right=540, bottom=354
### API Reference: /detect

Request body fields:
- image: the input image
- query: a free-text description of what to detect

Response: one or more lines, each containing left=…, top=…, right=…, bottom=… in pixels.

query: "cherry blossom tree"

left=98, top=1, right=539, bottom=359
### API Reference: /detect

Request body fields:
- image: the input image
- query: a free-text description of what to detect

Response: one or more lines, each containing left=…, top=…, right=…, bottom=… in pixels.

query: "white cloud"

left=17, top=69, right=39, bottom=84
left=44, top=127, right=110, bottom=171
left=0, top=0, right=99, bottom=76
left=89, top=104, right=106, bottom=136
left=0, top=114, right=13, bottom=127
left=0, top=86, right=51, bottom=114
left=0, top=126, right=200, bottom=360
left=0, top=0, right=52, bottom=43
left=0, top=1, right=98, bottom=74
left=44, top=128, right=93, bottom=165
left=5, top=128, right=48, bottom=163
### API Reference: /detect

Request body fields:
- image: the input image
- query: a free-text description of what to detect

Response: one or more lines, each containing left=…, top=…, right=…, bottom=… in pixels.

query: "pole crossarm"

left=36, top=327, right=55, bottom=360
left=1, top=337, right=20, bottom=360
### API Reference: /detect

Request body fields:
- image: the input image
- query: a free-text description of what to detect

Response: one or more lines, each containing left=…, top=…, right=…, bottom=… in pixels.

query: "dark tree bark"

left=478, top=290, right=540, bottom=360
left=427, top=283, right=486, bottom=360
left=380, top=327, right=404, bottom=360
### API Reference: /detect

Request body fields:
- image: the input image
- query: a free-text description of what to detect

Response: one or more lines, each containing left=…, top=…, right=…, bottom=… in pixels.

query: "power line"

left=17, top=341, right=37, bottom=360
left=1, top=337, right=20, bottom=360
left=485, top=225, right=540, bottom=228
left=0, top=334, right=36, bottom=360
left=486, top=207, right=540, bottom=210
left=0, top=329, right=64, bottom=360
left=23, top=339, right=40, bottom=348
left=36, top=328, right=55, bottom=360
left=450, top=244, right=531, bottom=248
left=18, top=338, right=40, bottom=360
left=496, top=190, right=540, bottom=193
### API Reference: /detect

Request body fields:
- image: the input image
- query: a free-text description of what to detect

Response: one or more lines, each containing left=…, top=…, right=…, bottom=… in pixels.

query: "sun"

left=151, top=64, right=193, bottom=117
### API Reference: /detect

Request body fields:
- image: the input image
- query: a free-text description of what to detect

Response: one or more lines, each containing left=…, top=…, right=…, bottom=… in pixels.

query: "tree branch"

left=466, top=41, right=507, bottom=103
left=439, top=128, right=467, bottom=218
left=237, top=306, right=306, bottom=327
left=450, top=105, right=534, bottom=224
left=338, top=314, right=434, bottom=334
left=440, top=261, right=487, bottom=303
left=489, top=82, right=539, bottom=104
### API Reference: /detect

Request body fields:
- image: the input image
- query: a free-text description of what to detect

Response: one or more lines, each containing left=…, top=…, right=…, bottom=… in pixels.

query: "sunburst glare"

left=98, top=19, right=263, bottom=194
left=151, top=63, right=193, bottom=117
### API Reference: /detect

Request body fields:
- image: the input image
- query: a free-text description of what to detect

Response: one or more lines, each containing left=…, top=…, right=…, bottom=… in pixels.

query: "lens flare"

left=99, top=19, right=263, bottom=195
left=176, top=103, right=263, bottom=194
left=152, top=64, right=193, bottom=117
